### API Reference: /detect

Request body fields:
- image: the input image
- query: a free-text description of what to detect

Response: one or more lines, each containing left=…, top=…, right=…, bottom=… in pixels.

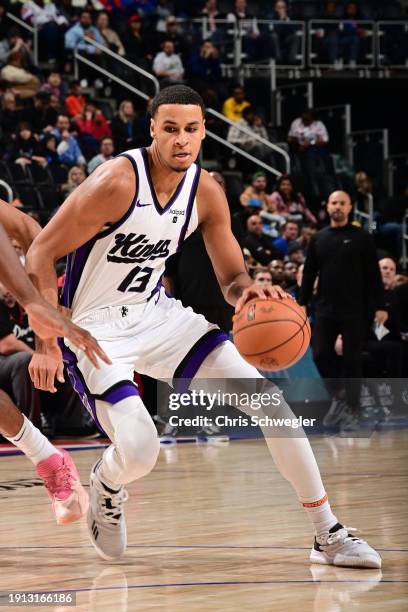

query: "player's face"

left=151, top=104, right=205, bottom=172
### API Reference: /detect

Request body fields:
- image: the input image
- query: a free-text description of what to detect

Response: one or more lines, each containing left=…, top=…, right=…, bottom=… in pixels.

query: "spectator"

left=338, top=1, right=366, bottom=68
left=21, top=0, right=68, bottom=64
left=227, top=107, right=272, bottom=163
left=0, top=92, right=22, bottom=140
left=110, top=99, right=139, bottom=152
left=288, top=109, right=329, bottom=156
left=187, top=40, right=222, bottom=107
left=293, top=223, right=318, bottom=257
left=283, top=260, right=299, bottom=291
left=269, top=258, right=285, bottom=284
left=75, top=103, right=112, bottom=141
left=62, top=165, right=86, bottom=198
left=64, top=9, right=104, bottom=56
left=239, top=171, right=275, bottom=209
left=0, top=39, right=40, bottom=99
left=200, top=0, right=226, bottom=44
left=96, top=11, right=125, bottom=56
left=65, top=81, right=86, bottom=121
left=156, top=0, right=172, bottom=33
left=7, top=122, right=46, bottom=167
left=87, top=137, right=115, bottom=174
left=40, top=70, right=68, bottom=102
left=157, top=15, right=189, bottom=59
left=299, top=190, right=387, bottom=429
left=152, top=40, right=185, bottom=85
left=123, top=15, right=153, bottom=69
left=253, top=268, right=273, bottom=287
left=273, top=220, right=300, bottom=258
left=242, top=214, right=284, bottom=265
left=227, top=0, right=264, bottom=61
left=287, top=242, right=305, bottom=264
left=222, top=85, right=250, bottom=122
left=268, top=0, right=299, bottom=64
left=51, top=114, right=86, bottom=167
left=29, top=90, right=59, bottom=132
left=270, top=175, right=317, bottom=223
left=361, top=257, right=403, bottom=378
left=41, top=133, right=60, bottom=165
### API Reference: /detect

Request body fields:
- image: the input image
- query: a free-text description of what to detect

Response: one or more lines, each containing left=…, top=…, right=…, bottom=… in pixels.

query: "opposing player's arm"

left=25, top=158, right=134, bottom=309
left=198, top=172, right=286, bottom=311
left=0, top=199, right=41, bottom=253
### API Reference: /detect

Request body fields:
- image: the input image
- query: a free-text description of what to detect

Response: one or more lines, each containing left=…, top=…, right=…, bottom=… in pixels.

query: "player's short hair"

left=151, top=85, right=205, bottom=118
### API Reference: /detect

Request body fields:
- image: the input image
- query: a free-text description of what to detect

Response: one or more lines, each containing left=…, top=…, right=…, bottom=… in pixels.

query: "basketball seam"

left=234, top=317, right=309, bottom=355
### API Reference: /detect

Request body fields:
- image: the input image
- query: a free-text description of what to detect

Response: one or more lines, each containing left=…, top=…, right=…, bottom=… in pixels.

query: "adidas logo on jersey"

left=107, top=232, right=171, bottom=264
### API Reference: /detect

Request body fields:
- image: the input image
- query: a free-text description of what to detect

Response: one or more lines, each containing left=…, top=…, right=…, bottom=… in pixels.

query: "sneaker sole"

left=310, top=548, right=382, bottom=569
left=53, top=450, right=89, bottom=525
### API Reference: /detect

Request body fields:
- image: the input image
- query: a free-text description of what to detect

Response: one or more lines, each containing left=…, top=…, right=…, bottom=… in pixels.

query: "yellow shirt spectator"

left=222, top=86, right=250, bottom=121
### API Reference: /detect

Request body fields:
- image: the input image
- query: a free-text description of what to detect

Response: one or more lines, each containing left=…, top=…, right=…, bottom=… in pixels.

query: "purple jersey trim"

left=176, top=164, right=201, bottom=252
left=141, top=147, right=188, bottom=216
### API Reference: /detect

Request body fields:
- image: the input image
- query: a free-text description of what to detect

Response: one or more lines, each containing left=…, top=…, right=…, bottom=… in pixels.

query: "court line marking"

left=0, top=545, right=406, bottom=552
left=0, top=578, right=407, bottom=600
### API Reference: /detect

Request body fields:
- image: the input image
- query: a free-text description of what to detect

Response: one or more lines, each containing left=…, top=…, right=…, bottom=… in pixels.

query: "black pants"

left=312, top=315, right=364, bottom=410
left=0, top=352, right=41, bottom=426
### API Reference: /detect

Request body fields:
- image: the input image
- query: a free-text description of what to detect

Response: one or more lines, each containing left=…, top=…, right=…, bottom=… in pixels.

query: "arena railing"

left=74, top=51, right=152, bottom=101
left=354, top=192, right=374, bottom=234
left=308, top=19, right=376, bottom=69
left=73, top=45, right=282, bottom=178
left=376, top=21, right=408, bottom=69
left=6, top=11, right=38, bottom=65
left=76, top=37, right=160, bottom=97
left=386, top=154, right=408, bottom=197
left=205, top=107, right=291, bottom=175
left=0, top=180, right=13, bottom=203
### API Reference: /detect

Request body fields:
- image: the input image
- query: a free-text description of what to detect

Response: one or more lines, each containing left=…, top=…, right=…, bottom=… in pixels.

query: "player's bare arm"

left=198, top=171, right=287, bottom=312
left=0, top=199, right=41, bottom=252
left=25, top=158, right=135, bottom=390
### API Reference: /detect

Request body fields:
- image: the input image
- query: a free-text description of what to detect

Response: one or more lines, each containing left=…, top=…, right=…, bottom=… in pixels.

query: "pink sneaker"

left=36, top=449, right=89, bottom=525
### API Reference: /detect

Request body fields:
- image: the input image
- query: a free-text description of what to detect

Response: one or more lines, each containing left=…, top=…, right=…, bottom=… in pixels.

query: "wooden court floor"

left=0, top=431, right=407, bottom=611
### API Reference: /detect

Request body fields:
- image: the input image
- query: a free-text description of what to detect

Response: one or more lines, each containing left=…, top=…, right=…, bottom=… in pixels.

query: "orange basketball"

left=232, top=297, right=311, bottom=371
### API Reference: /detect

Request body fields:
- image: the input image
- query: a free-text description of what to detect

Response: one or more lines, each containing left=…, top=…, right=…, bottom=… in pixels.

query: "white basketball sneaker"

left=310, top=523, right=382, bottom=569
left=87, top=460, right=129, bottom=560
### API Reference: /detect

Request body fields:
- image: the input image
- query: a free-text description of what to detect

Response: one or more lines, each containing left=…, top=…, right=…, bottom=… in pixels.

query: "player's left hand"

left=235, top=284, right=289, bottom=314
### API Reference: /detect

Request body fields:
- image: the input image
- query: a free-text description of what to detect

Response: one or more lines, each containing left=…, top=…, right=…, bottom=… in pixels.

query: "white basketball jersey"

left=62, top=148, right=200, bottom=319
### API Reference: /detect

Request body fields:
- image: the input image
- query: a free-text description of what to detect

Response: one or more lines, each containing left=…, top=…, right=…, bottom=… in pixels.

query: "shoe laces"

left=43, top=462, right=74, bottom=497
left=96, top=480, right=128, bottom=525
left=322, top=526, right=361, bottom=546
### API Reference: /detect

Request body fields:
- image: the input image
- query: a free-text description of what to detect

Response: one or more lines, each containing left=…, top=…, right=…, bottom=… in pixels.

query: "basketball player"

left=0, top=201, right=110, bottom=524
left=26, top=86, right=381, bottom=568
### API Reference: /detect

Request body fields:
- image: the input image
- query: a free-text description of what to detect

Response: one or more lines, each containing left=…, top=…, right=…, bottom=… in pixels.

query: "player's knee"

left=116, top=408, right=160, bottom=479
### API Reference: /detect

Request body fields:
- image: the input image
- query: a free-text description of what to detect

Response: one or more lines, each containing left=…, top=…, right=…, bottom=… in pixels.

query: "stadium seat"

left=27, top=164, right=53, bottom=186
left=48, top=164, right=69, bottom=185
left=16, top=185, right=42, bottom=210
left=6, top=162, right=32, bottom=185
left=290, top=1, right=320, bottom=20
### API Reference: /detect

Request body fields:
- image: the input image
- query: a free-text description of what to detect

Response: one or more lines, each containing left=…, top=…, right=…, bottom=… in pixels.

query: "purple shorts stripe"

left=60, top=342, right=107, bottom=436
left=174, top=330, right=229, bottom=391
left=100, top=384, right=139, bottom=404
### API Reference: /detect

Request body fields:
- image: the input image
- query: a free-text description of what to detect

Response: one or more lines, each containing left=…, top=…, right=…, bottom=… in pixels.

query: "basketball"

left=233, top=297, right=311, bottom=371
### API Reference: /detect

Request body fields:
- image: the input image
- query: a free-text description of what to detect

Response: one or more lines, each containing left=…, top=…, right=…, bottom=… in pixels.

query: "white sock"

left=300, top=494, right=338, bottom=537
left=5, top=415, right=62, bottom=466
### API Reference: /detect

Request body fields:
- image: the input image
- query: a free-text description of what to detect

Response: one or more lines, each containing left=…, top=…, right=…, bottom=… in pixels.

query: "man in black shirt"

left=299, top=190, right=386, bottom=426
left=242, top=214, right=284, bottom=265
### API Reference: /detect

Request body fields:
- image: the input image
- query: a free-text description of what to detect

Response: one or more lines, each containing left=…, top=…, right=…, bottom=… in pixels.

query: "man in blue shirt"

left=273, top=220, right=300, bottom=257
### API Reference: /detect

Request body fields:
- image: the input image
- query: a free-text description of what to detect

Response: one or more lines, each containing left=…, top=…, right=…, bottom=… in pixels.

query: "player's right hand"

left=29, top=342, right=65, bottom=393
